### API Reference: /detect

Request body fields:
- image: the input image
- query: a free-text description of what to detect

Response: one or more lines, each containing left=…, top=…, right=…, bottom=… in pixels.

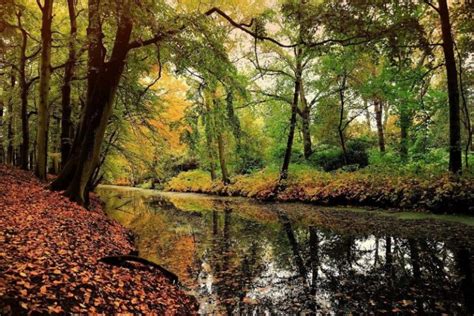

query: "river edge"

left=0, top=166, right=197, bottom=315
left=165, top=170, right=474, bottom=214
left=99, top=184, right=474, bottom=228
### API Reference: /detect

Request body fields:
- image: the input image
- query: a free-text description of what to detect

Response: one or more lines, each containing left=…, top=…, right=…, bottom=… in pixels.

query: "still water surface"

left=97, top=185, right=474, bottom=315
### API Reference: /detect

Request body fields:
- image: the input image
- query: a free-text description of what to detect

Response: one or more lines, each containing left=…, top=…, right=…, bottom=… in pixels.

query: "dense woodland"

left=0, top=0, right=473, bottom=205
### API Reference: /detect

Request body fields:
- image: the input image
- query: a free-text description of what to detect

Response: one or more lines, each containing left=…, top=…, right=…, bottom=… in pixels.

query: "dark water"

left=96, top=186, right=474, bottom=315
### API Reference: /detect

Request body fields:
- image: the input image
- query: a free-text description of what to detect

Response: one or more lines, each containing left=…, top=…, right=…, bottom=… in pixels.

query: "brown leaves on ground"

left=0, top=165, right=197, bottom=315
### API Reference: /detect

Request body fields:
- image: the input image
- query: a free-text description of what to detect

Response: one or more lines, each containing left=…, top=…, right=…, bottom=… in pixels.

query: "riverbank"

left=166, top=169, right=474, bottom=214
left=0, top=166, right=197, bottom=314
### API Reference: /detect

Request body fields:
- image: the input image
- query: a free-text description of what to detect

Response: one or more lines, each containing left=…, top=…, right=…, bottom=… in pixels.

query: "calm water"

left=96, top=186, right=474, bottom=315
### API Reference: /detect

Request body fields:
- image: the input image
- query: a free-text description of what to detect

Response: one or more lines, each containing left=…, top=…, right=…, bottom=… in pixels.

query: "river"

left=96, top=185, right=474, bottom=315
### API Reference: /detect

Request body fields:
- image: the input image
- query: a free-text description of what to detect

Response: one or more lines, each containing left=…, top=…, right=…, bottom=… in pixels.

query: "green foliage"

left=309, top=139, right=369, bottom=171
left=167, top=167, right=474, bottom=214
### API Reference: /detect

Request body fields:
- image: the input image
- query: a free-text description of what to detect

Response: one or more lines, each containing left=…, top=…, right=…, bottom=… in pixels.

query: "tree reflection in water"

left=98, top=187, right=474, bottom=315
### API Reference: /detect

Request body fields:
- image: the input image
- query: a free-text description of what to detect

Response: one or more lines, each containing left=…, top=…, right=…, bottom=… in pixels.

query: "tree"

left=430, top=0, right=462, bottom=173
left=34, top=0, right=54, bottom=179
left=60, top=0, right=77, bottom=168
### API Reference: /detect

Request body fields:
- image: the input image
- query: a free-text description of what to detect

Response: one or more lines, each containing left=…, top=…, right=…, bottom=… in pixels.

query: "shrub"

left=309, top=139, right=369, bottom=171
left=270, top=143, right=305, bottom=164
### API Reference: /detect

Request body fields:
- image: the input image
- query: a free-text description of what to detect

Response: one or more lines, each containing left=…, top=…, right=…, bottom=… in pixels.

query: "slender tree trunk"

left=217, top=132, right=229, bottom=184
left=374, top=99, right=386, bottom=153
left=338, top=74, right=348, bottom=164
left=205, top=128, right=217, bottom=181
left=437, top=0, right=462, bottom=173
left=203, top=96, right=217, bottom=181
left=225, top=90, right=242, bottom=152
left=299, top=82, right=312, bottom=159
left=280, top=51, right=302, bottom=181
left=60, top=0, right=77, bottom=168
left=35, top=0, right=54, bottom=180
left=365, top=99, right=371, bottom=130
left=17, top=12, right=29, bottom=170
left=400, top=105, right=410, bottom=161
left=6, top=73, right=15, bottom=165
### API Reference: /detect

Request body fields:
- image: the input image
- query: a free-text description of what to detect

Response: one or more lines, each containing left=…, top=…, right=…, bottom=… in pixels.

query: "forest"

left=1, top=0, right=474, bottom=314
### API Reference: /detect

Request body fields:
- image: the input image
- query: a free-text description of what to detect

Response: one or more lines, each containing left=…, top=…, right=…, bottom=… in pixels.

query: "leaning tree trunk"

left=60, top=0, right=77, bottom=168
left=35, top=0, right=54, bottom=180
left=62, top=12, right=133, bottom=205
left=280, top=79, right=300, bottom=181
left=374, top=99, right=386, bottom=153
left=437, top=0, right=462, bottom=173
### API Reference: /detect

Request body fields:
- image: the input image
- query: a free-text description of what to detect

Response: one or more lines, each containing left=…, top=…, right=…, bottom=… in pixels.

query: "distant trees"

left=0, top=0, right=472, bottom=204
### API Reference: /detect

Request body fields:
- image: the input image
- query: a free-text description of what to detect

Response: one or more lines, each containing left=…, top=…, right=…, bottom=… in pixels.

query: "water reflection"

left=97, top=187, right=474, bottom=315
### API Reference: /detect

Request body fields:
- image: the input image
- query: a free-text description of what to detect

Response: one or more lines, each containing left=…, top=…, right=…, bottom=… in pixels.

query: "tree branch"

left=205, top=7, right=298, bottom=48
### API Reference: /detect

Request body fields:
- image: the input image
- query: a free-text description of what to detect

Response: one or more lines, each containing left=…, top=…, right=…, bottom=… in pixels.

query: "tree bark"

left=64, top=17, right=133, bottom=205
left=374, top=99, right=386, bottom=153
left=217, top=132, right=229, bottom=184
left=280, top=50, right=302, bottom=182
left=60, top=0, right=77, bottom=168
left=205, top=127, right=217, bottom=181
left=365, top=99, right=371, bottom=130
left=35, top=0, right=54, bottom=180
left=6, top=73, right=15, bottom=165
left=299, top=82, right=312, bottom=159
left=50, top=0, right=103, bottom=192
left=338, top=74, right=348, bottom=164
left=399, top=104, right=410, bottom=161
left=225, top=90, right=242, bottom=152
left=51, top=0, right=133, bottom=205
left=437, top=0, right=462, bottom=173
left=17, top=12, right=30, bottom=170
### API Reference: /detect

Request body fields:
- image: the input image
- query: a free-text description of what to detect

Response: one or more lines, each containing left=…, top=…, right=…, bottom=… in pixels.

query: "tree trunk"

left=374, top=99, right=386, bottom=153
left=338, top=74, right=348, bottom=164
left=217, top=132, right=229, bottom=185
left=6, top=73, right=15, bottom=165
left=64, top=19, right=132, bottom=205
left=280, top=50, right=302, bottom=182
left=437, top=0, right=462, bottom=173
left=50, top=0, right=103, bottom=191
left=205, top=128, right=217, bottom=181
left=225, top=90, right=242, bottom=152
left=399, top=104, right=410, bottom=161
left=51, top=1, right=133, bottom=205
left=60, top=0, right=77, bottom=168
left=17, top=13, right=29, bottom=170
left=299, top=82, right=312, bottom=159
left=35, top=0, right=54, bottom=180
left=203, top=97, right=217, bottom=181
left=365, top=99, right=371, bottom=130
